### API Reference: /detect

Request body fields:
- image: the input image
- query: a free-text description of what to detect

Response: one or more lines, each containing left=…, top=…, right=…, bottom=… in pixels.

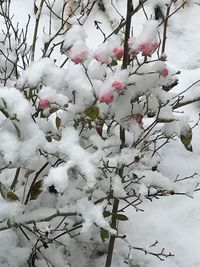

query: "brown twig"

left=161, top=1, right=172, bottom=54
left=31, top=0, right=45, bottom=61
left=24, top=162, right=49, bottom=204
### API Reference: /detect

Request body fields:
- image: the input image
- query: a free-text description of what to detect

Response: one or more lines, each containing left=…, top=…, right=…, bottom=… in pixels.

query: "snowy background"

left=0, top=0, right=200, bottom=266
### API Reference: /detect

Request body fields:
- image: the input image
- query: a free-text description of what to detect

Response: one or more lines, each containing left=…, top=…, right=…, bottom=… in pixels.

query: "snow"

left=0, top=230, right=30, bottom=267
left=0, top=0, right=200, bottom=267
left=77, top=198, right=112, bottom=232
left=58, top=127, right=97, bottom=188
left=43, top=163, right=71, bottom=193
left=18, top=58, right=69, bottom=92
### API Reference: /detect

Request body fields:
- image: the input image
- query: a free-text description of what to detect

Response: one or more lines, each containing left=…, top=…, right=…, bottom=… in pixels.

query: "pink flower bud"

left=94, top=52, right=100, bottom=61
left=70, top=51, right=87, bottom=64
left=112, top=47, right=124, bottom=60
left=112, top=80, right=125, bottom=91
left=161, top=67, right=169, bottom=78
left=94, top=52, right=109, bottom=64
left=99, top=92, right=114, bottom=104
left=130, top=48, right=139, bottom=57
left=39, top=99, right=50, bottom=109
left=139, top=42, right=158, bottom=56
left=133, top=113, right=143, bottom=128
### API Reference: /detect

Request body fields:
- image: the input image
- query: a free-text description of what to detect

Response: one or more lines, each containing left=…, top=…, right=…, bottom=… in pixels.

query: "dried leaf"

left=0, top=182, right=19, bottom=202
left=49, top=107, right=59, bottom=114
left=55, top=116, right=61, bottom=129
left=30, top=180, right=43, bottom=200
left=180, top=126, right=193, bottom=152
left=25, top=169, right=34, bottom=179
left=7, top=192, right=19, bottom=202
left=34, top=3, right=38, bottom=15
left=0, top=181, right=8, bottom=199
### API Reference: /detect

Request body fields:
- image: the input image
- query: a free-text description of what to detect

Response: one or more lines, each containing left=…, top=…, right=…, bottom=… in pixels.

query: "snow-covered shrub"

left=0, top=0, right=199, bottom=266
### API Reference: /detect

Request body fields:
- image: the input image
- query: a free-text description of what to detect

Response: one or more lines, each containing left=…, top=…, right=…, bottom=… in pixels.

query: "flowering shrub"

left=0, top=0, right=198, bottom=267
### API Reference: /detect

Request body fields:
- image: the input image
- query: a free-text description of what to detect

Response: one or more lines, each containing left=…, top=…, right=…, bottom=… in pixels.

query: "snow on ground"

left=120, top=2, right=200, bottom=267
left=1, top=0, right=200, bottom=266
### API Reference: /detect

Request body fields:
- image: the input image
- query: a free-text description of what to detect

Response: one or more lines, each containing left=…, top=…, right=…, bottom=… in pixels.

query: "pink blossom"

left=99, top=92, right=114, bottom=104
left=94, top=51, right=109, bottom=64
left=94, top=52, right=101, bottom=61
left=112, top=80, right=125, bottom=91
left=70, top=51, right=87, bottom=64
left=130, top=47, right=139, bottom=57
left=39, top=99, right=50, bottom=109
left=161, top=67, right=169, bottom=78
left=112, top=47, right=124, bottom=60
left=133, top=113, right=143, bottom=128
left=139, top=41, right=158, bottom=56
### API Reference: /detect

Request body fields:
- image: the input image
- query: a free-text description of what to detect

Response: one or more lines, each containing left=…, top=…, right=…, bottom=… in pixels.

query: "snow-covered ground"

left=120, top=2, right=200, bottom=267
left=119, top=2, right=200, bottom=266
left=1, top=0, right=200, bottom=266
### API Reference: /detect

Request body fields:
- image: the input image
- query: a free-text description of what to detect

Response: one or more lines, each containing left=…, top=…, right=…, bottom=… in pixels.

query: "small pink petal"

left=99, top=92, right=114, bottom=104
left=112, top=47, right=124, bottom=60
left=112, top=80, right=125, bottom=91
left=70, top=51, right=87, bottom=64
left=94, top=52, right=100, bottom=61
left=130, top=47, right=139, bottom=57
left=94, top=52, right=109, bottom=64
left=161, top=67, right=169, bottom=77
left=39, top=99, right=50, bottom=109
left=139, top=42, right=158, bottom=56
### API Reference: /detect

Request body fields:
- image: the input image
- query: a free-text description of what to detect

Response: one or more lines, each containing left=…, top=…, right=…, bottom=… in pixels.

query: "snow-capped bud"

left=99, top=92, right=114, bottom=104
left=112, top=80, right=125, bottom=91
left=112, top=47, right=124, bottom=60
left=94, top=52, right=101, bottom=62
left=70, top=51, right=87, bottom=64
left=133, top=113, right=143, bottom=128
left=128, top=37, right=137, bottom=48
left=94, top=44, right=113, bottom=64
left=128, top=37, right=140, bottom=56
left=94, top=51, right=110, bottom=64
left=139, top=41, right=158, bottom=56
left=68, top=41, right=88, bottom=64
left=130, top=48, right=140, bottom=57
left=161, top=67, right=169, bottom=78
left=39, top=99, right=50, bottom=109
